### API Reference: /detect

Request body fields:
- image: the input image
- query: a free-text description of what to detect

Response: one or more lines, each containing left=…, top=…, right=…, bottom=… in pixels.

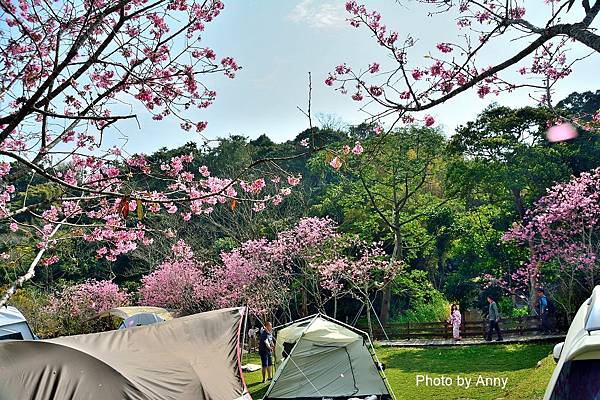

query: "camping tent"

left=0, top=305, right=34, bottom=341
left=264, top=314, right=394, bottom=400
left=0, top=307, right=251, bottom=400
left=90, top=306, right=173, bottom=332
left=97, top=306, right=174, bottom=321
left=118, top=312, right=165, bottom=329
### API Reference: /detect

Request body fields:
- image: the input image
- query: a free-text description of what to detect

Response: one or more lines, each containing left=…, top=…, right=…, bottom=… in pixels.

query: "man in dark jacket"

left=486, top=296, right=503, bottom=341
left=259, top=322, right=275, bottom=383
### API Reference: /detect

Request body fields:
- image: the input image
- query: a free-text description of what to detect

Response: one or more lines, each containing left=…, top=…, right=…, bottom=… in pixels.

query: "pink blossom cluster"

left=139, top=250, right=212, bottom=311
left=502, top=167, right=600, bottom=293
left=139, top=217, right=340, bottom=314
left=329, top=141, right=365, bottom=170
left=46, top=280, right=129, bottom=319
left=313, top=240, right=403, bottom=298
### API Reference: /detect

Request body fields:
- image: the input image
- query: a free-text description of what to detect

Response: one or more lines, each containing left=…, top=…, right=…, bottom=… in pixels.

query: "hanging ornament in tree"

left=136, top=200, right=144, bottom=220
left=119, top=196, right=130, bottom=219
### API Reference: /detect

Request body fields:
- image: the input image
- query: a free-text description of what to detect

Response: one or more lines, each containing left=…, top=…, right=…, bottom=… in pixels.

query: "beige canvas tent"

left=265, top=314, right=394, bottom=400
left=0, top=307, right=250, bottom=400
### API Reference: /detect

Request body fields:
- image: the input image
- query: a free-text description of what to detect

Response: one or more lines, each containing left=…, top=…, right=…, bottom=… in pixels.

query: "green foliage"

left=447, top=105, right=571, bottom=219
left=497, top=297, right=527, bottom=318
left=393, top=269, right=439, bottom=305
left=556, top=90, right=600, bottom=118
left=394, top=295, right=449, bottom=323
left=511, top=305, right=530, bottom=318
left=392, top=270, right=450, bottom=322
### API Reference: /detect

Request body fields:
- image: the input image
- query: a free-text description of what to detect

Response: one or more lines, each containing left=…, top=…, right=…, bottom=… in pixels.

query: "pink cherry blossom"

left=287, top=175, right=302, bottom=186
left=424, top=115, right=435, bottom=127
left=411, top=69, right=424, bottom=80
left=436, top=43, right=453, bottom=53
left=330, top=156, right=342, bottom=170
left=368, top=62, right=380, bottom=73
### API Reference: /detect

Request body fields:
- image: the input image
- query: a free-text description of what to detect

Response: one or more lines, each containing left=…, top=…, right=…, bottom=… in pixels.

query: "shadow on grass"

left=377, top=343, right=553, bottom=375
left=246, top=381, right=269, bottom=399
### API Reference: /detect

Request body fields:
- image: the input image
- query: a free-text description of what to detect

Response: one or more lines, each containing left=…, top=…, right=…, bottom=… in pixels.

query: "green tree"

left=313, top=127, right=448, bottom=323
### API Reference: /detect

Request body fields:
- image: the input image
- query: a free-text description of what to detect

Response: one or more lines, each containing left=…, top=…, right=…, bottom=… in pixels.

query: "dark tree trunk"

left=381, top=227, right=401, bottom=324
left=511, top=187, right=526, bottom=219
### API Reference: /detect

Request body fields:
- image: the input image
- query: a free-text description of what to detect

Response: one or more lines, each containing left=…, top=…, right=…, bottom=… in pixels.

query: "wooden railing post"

left=445, top=322, right=449, bottom=339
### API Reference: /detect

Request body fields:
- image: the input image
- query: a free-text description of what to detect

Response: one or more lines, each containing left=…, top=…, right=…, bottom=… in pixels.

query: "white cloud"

left=288, top=0, right=346, bottom=28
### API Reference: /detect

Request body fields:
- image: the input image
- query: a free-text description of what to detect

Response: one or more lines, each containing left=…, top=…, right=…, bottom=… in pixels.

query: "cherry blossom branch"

left=0, top=149, right=308, bottom=203
left=0, top=218, right=63, bottom=308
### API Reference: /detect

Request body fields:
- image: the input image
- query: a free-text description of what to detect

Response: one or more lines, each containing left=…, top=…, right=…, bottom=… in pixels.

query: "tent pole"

left=368, top=296, right=390, bottom=341
left=241, top=306, right=249, bottom=364
left=366, top=335, right=397, bottom=400
left=351, top=302, right=365, bottom=326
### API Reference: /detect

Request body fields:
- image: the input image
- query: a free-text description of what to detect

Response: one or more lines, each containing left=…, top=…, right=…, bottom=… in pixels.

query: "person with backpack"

left=537, top=288, right=553, bottom=334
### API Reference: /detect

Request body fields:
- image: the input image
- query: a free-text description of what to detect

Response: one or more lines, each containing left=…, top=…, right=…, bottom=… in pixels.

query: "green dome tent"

left=264, top=314, right=395, bottom=400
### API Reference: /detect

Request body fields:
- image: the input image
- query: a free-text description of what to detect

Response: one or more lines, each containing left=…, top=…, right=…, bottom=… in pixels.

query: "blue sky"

left=121, top=0, right=599, bottom=154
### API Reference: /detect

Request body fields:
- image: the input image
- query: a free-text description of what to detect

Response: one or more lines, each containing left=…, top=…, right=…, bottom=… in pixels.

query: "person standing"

left=448, top=304, right=462, bottom=341
left=537, top=288, right=552, bottom=334
left=247, top=325, right=258, bottom=352
left=259, top=321, right=275, bottom=383
left=486, top=296, right=503, bottom=341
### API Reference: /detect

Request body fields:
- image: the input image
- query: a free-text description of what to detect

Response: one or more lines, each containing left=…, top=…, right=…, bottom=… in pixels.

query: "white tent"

left=0, top=306, right=34, bottom=341
left=118, top=312, right=165, bottom=329
left=265, top=314, right=394, bottom=400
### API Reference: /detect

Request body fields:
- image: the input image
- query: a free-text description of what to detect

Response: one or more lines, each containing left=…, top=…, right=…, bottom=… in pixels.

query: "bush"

left=8, top=288, right=58, bottom=338
left=511, top=305, right=529, bottom=318
left=395, top=290, right=450, bottom=323
left=497, top=297, right=530, bottom=318
left=8, top=281, right=129, bottom=337
left=391, top=269, right=450, bottom=322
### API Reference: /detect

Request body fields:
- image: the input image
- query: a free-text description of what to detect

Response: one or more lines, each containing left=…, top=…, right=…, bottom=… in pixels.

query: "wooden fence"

left=358, top=315, right=567, bottom=340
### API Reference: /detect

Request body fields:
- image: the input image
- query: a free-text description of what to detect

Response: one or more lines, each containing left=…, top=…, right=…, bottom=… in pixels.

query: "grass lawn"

left=242, top=343, right=556, bottom=400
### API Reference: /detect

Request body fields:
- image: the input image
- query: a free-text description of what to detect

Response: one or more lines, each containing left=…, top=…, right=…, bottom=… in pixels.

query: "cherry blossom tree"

left=137, top=216, right=402, bottom=328
left=313, top=238, right=403, bottom=336
left=138, top=239, right=214, bottom=313
left=45, top=279, right=129, bottom=335
left=501, top=167, right=600, bottom=318
left=0, top=0, right=303, bottom=306
left=139, top=217, right=339, bottom=316
left=319, top=126, right=447, bottom=323
left=328, top=1, right=600, bottom=128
